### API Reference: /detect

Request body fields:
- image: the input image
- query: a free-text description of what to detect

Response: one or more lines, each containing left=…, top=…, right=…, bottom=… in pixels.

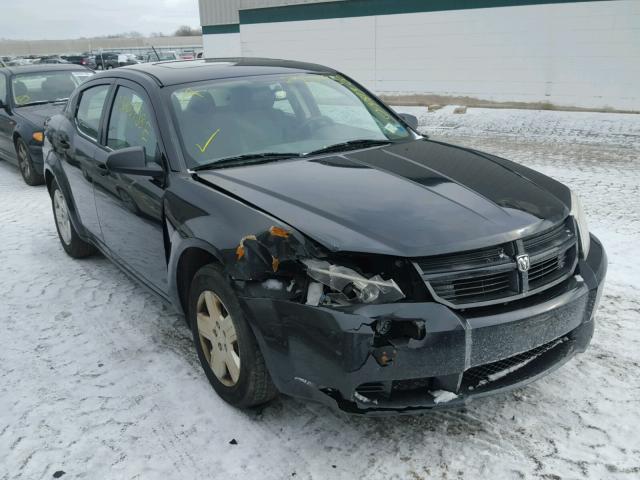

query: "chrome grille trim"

left=414, top=218, right=578, bottom=309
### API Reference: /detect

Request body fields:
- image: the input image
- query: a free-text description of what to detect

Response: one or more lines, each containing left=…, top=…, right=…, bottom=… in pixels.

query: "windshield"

left=12, top=70, right=94, bottom=106
left=169, top=73, right=413, bottom=168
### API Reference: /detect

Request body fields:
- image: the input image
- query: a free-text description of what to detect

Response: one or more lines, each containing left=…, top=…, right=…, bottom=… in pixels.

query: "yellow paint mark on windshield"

left=184, top=88, right=205, bottom=98
left=196, top=128, right=221, bottom=153
left=15, top=95, right=30, bottom=105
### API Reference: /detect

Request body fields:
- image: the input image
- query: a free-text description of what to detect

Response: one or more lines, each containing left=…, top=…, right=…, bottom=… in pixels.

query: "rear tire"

left=16, top=138, right=44, bottom=186
left=51, top=180, right=96, bottom=258
left=189, top=264, right=278, bottom=408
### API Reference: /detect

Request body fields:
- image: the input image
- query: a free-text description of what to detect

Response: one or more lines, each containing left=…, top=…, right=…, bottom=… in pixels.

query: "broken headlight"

left=302, top=258, right=405, bottom=306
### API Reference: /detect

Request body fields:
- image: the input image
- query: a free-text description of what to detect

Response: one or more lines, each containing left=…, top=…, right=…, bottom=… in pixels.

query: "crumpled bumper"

left=240, top=235, right=607, bottom=415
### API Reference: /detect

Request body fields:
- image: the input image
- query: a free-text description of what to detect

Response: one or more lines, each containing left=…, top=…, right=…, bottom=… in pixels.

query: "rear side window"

left=76, top=85, right=110, bottom=139
left=107, top=86, right=159, bottom=163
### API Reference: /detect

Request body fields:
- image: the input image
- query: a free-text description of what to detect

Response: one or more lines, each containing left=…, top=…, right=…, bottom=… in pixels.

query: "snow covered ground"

left=1, top=107, right=639, bottom=479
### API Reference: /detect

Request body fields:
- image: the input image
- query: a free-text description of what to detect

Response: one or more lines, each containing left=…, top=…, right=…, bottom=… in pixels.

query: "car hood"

left=196, top=139, right=570, bottom=257
left=15, top=103, right=66, bottom=128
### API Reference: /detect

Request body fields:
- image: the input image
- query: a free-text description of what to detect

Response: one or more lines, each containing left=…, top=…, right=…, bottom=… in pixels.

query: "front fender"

left=166, top=235, right=224, bottom=315
left=164, top=174, right=319, bottom=315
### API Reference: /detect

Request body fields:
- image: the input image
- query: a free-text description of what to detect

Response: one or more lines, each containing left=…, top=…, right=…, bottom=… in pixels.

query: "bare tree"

left=174, top=26, right=202, bottom=37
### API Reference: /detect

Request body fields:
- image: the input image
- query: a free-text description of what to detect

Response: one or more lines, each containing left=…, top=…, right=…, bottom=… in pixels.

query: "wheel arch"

left=169, top=239, right=225, bottom=317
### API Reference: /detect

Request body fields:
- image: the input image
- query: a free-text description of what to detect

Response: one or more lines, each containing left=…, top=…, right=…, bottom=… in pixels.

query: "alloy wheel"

left=53, top=189, right=72, bottom=245
left=196, top=290, right=241, bottom=387
left=17, top=142, right=31, bottom=179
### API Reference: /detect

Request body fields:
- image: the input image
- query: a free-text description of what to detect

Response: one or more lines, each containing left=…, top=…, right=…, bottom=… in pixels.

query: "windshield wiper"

left=306, top=139, right=391, bottom=156
left=192, top=152, right=302, bottom=171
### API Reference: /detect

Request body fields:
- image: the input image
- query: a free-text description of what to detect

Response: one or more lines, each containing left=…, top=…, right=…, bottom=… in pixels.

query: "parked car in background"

left=37, top=56, right=70, bottom=64
left=95, top=52, right=120, bottom=70
left=5, top=57, right=35, bottom=66
left=64, top=55, right=97, bottom=70
left=0, top=64, right=93, bottom=185
left=139, top=51, right=180, bottom=63
left=43, top=59, right=606, bottom=414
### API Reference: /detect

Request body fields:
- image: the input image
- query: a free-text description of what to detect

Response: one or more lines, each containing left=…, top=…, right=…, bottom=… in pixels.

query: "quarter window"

left=76, top=85, right=110, bottom=139
left=107, top=86, right=159, bottom=163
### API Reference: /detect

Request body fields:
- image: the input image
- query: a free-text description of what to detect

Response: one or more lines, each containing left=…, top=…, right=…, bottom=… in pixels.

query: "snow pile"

left=429, top=390, right=458, bottom=404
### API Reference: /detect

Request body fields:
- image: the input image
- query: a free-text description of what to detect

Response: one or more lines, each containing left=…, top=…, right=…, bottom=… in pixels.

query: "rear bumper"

left=241, top=235, right=607, bottom=415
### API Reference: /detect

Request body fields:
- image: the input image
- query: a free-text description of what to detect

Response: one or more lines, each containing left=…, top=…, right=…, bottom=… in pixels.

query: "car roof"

left=119, top=58, right=336, bottom=87
left=0, top=64, right=91, bottom=75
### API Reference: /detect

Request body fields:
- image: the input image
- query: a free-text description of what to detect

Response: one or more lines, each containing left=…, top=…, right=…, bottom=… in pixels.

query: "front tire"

left=16, top=138, right=44, bottom=186
left=189, top=264, right=277, bottom=408
left=51, top=180, right=96, bottom=258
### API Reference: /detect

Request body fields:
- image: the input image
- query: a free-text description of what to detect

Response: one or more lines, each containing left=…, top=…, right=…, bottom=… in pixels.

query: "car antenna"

left=151, top=46, right=161, bottom=62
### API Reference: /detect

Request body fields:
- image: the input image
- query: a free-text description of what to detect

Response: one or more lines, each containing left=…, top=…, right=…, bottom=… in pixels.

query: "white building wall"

left=203, top=32, right=242, bottom=57
left=233, top=0, right=640, bottom=111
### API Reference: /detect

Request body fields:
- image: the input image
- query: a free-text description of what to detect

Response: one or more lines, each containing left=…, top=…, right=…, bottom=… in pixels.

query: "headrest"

left=13, top=81, right=28, bottom=97
left=186, top=91, right=216, bottom=115
left=230, top=85, right=276, bottom=112
left=252, top=86, right=276, bottom=109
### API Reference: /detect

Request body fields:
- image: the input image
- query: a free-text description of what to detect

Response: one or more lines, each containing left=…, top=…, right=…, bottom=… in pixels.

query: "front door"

left=59, top=82, right=112, bottom=237
left=0, top=72, right=16, bottom=160
left=94, top=80, right=168, bottom=294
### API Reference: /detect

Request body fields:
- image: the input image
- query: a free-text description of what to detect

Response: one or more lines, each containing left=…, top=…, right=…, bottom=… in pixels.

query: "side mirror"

left=106, top=146, right=164, bottom=178
left=0, top=98, right=10, bottom=112
left=398, top=113, right=419, bottom=130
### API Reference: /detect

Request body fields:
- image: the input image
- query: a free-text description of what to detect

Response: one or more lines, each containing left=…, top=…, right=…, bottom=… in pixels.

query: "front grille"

left=523, top=221, right=573, bottom=253
left=528, top=251, right=569, bottom=289
left=355, top=382, right=385, bottom=396
left=415, top=218, right=577, bottom=309
left=431, top=270, right=514, bottom=304
left=462, top=336, right=567, bottom=389
left=392, top=377, right=432, bottom=392
left=414, top=245, right=510, bottom=273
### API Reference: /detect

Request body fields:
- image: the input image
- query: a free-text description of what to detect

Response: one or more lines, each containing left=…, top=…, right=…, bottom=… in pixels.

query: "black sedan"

left=64, top=55, right=97, bottom=70
left=43, top=59, right=607, bottom=414
left=0, top=64, right=93, bottom=185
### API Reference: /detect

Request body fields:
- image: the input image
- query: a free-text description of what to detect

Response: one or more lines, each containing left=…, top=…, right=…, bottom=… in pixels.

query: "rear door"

left=94, top=79, right=169, bottom=293
left=59, top=80, right=113, bottom=237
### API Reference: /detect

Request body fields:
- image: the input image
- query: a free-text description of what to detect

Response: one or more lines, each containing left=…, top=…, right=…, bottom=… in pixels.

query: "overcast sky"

left=1, top=0, right=200, bottom=40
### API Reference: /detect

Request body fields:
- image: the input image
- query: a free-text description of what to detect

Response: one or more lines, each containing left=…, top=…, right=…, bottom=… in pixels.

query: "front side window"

left=107, top=86, right=159, bottom=163
left=11, top=71, right=94, bottom=107
left=75, top=84, right=110, bottom=139
left=168, top=73, right=411, bottom=168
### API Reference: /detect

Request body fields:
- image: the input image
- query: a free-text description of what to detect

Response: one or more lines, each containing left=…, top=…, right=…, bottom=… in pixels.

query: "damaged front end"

left=226, top=226, right=606, bottom=415
left=226, top=225, right=426, bottom=309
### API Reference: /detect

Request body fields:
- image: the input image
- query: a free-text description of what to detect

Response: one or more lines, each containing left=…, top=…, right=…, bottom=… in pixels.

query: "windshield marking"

left=196, top=128, right=221, bottom=153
